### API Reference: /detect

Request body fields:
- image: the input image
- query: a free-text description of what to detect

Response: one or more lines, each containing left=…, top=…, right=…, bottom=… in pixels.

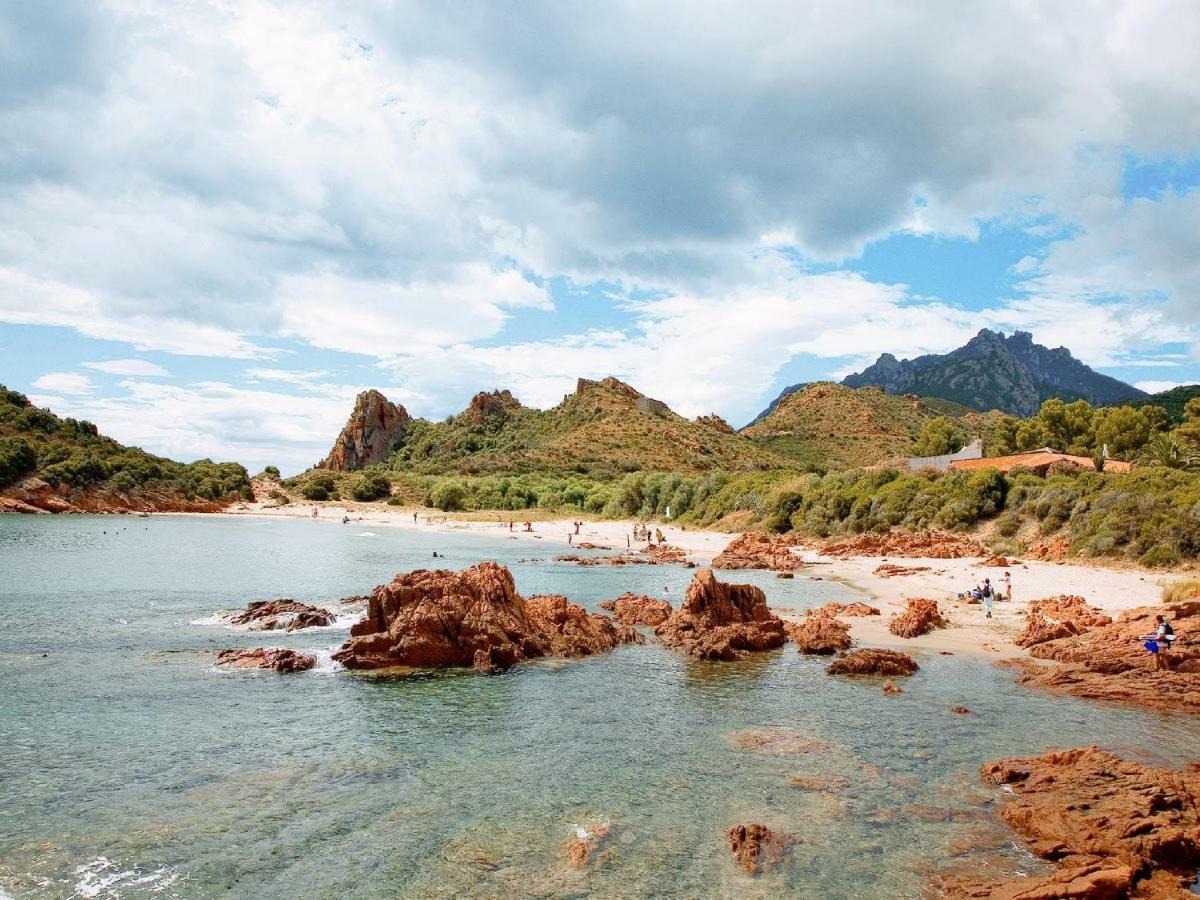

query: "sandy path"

left=206, top=500, right=1184, bottom=661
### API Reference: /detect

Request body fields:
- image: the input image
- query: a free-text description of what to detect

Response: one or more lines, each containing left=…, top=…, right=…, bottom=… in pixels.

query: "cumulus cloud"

left=84, top=359, right=170, bottom=377
left=31, top=372, right=95, bottom=394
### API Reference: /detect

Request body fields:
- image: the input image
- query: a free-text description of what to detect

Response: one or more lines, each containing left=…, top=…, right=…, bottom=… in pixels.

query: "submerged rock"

left=226, top=599, right=334, bottom=631
left=598, top=593, right=673, bottom=627
left=938, top=746, right=1200, bottom=898
left=1013, top=599, right=1200, bottom=712
left=888, top=598, right=945, bottom=638
left=712, top=533, right=804, bottom=571
left=826, top=649, right=919, bottom=677
left=730, top=730, right=830, bottom=756
left=654, top=568, right=786, bottom=660
left=215, top=647, right=316, bottom=673
left=785, top=616, right=852, bottom=655
left=727, top=823, right=794, bottom=875
left=333, top=563, right=633, bottom=671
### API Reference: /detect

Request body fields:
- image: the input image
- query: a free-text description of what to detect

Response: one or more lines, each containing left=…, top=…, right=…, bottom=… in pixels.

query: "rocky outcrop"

left=465, top=389, right=520, bottom=425
left=938, top=747, right=1200, bottom=898
left=873, top=563, right=931, bottom=578
left=785, top=616, right=852, bottom=654
left=694, top=414, right=735, bottom=434
left=320, top=389, right=411, bottom=471
left=728, top=823, right=793, bottom=875
left=826, top=648, right=919, bottom=677
left=712, top=533, right=804, bottom=571
left=888, top=598, right=945, bottom=638
left=226, top=599, right=334, bottom=631
left=1, top=475, right=228, bottom=514
left=215, top=648, right=317, bottom=673
left=598, top=593, right=672, bottom=627
left=1015, top=595, right=1112, bottom=648
left=805, top=601, right=881, bottom=618
left=525, top=594, right=642, bottom=657
left=654, top=569, right=786, bottom=660
left=822, top=531, right=985, bottom=559
left=1012, top=600, right=1200, bottom=712
left=641, top=543, right=690, bottom=565
left=333, top=563, right=633, bottom=671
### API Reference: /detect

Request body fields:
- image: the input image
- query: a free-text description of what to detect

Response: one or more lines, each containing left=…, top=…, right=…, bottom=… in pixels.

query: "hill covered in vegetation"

left=0, top=385, right=251, bottom=513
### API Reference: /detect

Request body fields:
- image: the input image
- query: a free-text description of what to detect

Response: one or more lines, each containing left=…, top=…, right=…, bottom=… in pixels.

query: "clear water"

left=2, top=515, right=1198, bottom=899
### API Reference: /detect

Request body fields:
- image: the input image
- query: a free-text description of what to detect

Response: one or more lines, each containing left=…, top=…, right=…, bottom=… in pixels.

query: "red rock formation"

left=938, top=747, right=1200, bottom=898
left=320, top=389, right=411, bottom=471
left=882, top=679, right=904, bottom=694
left=805, top=601, right=881, bottom=618
left=826, top=648, right=919, bottom=677
left=978, top=554, right=1012, bottom=567
left=215, top=648, right=316, bottom=673
left=888, top=598, right=945, bottom=638
left=1, top=475, right=230, bottom=514
left=951, top=706, right=970, bottom=715
left=1015, top=595, right=1112, bottom=648
left=227, top=599, right=334, bottom=631
left=712, top=532, right=804, bottom=571
left=599, top=593, right=673, bottom=627
left=729, top=730, right=830, bottom=755
left=728, top=823, right=793, bottom=875
left=333, top=563, right=633, bottom=671
left=1011, top=599, right=1200, bottom=712
left=465, top=389, right=520, bottom=425
left=654, top=569, right=786, bottom=660
left=873, top=563, right=932, bottom=578
left=785, top=616, right=852, bottom=654
left=694, top=414, right=735, bottom=434
left=789, top=775, right=848, bottom=792
left=822, top=531, right=985, bottom=559
left=526, top=594, right=642, bottom=657
left=640, top=543, right=689, bottom=565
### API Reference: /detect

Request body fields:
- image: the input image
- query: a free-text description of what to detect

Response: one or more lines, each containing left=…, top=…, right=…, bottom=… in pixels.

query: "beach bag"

left=1144, top=640, right=1159, bottom=654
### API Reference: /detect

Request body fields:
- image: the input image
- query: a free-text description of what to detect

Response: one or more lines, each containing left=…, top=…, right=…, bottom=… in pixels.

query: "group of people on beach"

left=958, top=573, right=1012, bottom=619
left=632, top=524, right=663, bottom=543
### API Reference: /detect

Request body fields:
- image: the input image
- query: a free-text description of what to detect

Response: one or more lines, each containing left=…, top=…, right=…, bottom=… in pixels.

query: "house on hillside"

left=906, top=439, right=984, bottom=471
left=950, top=448, right=1132, bottom=475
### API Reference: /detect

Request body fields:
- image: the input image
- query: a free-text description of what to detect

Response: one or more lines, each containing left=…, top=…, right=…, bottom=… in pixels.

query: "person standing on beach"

left=982, top=579, right=994, bottom=619
left=568, top=532, right=573, bottom=546
left=1003, top=571, right=1012, bottom=601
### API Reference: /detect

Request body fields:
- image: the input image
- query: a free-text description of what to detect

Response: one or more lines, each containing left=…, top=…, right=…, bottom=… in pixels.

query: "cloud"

left=84, top=359, right=170, bottom=377
left=31, top=371, right=95, bottom=394
left=1135, top=380, right=1190, bottom=393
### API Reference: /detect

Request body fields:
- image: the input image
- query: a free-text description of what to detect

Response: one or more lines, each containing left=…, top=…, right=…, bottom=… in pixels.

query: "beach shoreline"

left=173, top=500, right=1184, bottom=663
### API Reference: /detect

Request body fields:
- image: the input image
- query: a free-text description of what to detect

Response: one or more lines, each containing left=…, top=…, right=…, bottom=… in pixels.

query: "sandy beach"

left=211, top=499, right=1184, bottom=663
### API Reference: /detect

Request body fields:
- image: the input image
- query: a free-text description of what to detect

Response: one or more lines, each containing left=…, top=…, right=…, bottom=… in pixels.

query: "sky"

left=2, top=1, right=1199, bottom=475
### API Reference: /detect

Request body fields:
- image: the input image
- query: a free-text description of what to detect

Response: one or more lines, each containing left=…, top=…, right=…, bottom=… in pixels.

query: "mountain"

left=320, top=377, right=790, bottom=477
left=838, top=329, right=1145, bottom=417
left=740, top=382, right=999, bottom=470
left=1118, top=384, right=1200, bottom=424
left=0, top=384, right=250, bottom=513
left=321, top=389, right=411, bottom=471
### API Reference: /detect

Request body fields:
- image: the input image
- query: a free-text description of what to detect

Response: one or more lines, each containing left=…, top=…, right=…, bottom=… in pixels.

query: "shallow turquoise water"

left=2, top=514, right=1198, bottom=898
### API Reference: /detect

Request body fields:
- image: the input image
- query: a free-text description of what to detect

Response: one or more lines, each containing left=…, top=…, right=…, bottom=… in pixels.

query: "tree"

left=1141, top=405, right=1171, bottom=435
left=0, top=436, right=36, bottom=488
left=913, top=417, right=965, bottom=456
left=1136, top=433, right=1200, bottom=470
left=1093, top=407, right=1151, bottom=459
left=263, top=465, right=281, bottom=479
left=429, top=479, right=467, bottom=511
left=1015, top=418, right=1050, bottom=452
left=1036, top=399, right=1094, bottom=454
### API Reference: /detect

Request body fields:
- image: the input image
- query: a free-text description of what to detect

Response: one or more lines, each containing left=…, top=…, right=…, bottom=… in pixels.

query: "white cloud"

left=84, top=359, right=170, bottom=377
left=244, top=367, right=330, bottom=387
left=31, top=372, right=95, bottom=394
left=1135, top=380, right=1190, bottom=393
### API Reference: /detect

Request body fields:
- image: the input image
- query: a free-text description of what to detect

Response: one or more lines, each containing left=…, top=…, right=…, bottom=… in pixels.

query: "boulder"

left=654, top=569, right=786, bottom=660
left=873, top=563, right=931, bottom=578
left=882, top=679, right=904, bottom=694
left=599, top=593, right=673, bottom=627
left=320, top=389, right=411, bottom=471
left=1016, top=595, right=1113, bottom=649
left=215, top=648, right=316, bottom=673
left=785, top=616, right=852, bottom=654
left=1011, top=599, right=1200, bottom=712
left=805, top=601, right=880, bottom=618
left=888, top=598, right=945, bottom=638
left=712, top=533, right=804, bottom=571
left=727, top=823, right=793, bottom=875
left=333, top=563, right=634, bottom=671
left=226, top=599, right=334, bottom=631
left=826, top=648, right=919, bottom=677
left=938, top=747, right=1200, bottom=897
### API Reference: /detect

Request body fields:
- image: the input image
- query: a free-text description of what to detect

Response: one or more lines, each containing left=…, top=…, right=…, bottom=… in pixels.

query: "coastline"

left=180, top=500, right=1182, bottom=663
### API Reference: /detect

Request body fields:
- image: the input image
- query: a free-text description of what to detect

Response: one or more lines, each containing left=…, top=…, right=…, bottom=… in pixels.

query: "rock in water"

left=599, top=593, right=673, bottom=627
left=826, top=648, right=919, bottom=677
left=333, top=562, right=633, bottom=670
left=888, top=598, right=945, bottom=638
left=526, top=594, right=643, bottom=657
left=727, top=823, right=793, bottom=874
left=712, top=533, right=805, bottom=571
left=216, top=648, right=317, bottom=673
left=654, top=568, right=786, bottom=660
left=226, top=599, right=333, bottom=631
left=937, top=747, right=1200, bottom=897
left=805, top=601, right=881, bottom=618
left=320, top=389, right=411, bottom=471
left=785, top=616, right=852, bottom=654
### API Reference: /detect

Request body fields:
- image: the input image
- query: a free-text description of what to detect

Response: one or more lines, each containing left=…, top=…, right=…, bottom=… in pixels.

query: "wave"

left=73, top=857, right=181, bottom=897
left=356, top=531, right=378, bottom=537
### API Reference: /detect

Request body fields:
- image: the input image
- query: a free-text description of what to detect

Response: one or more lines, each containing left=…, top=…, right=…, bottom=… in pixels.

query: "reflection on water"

left=2, top=514, right=1199, bottom=898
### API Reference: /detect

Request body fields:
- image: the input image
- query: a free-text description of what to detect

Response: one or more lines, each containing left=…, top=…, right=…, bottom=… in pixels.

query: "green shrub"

left=350, top=471, right=391, bottom=501
left=429, top=479, right=467, bottom=511
left=0, top=435, right=36, bottom=488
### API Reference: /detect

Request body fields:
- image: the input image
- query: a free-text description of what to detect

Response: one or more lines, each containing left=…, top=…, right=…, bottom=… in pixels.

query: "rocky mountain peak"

left=320, top=389, right=411, bottom=471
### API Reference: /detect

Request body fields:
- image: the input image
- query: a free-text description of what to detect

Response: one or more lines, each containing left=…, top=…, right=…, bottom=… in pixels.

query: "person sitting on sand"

left=1141, top=615, right=1176, bottom=671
